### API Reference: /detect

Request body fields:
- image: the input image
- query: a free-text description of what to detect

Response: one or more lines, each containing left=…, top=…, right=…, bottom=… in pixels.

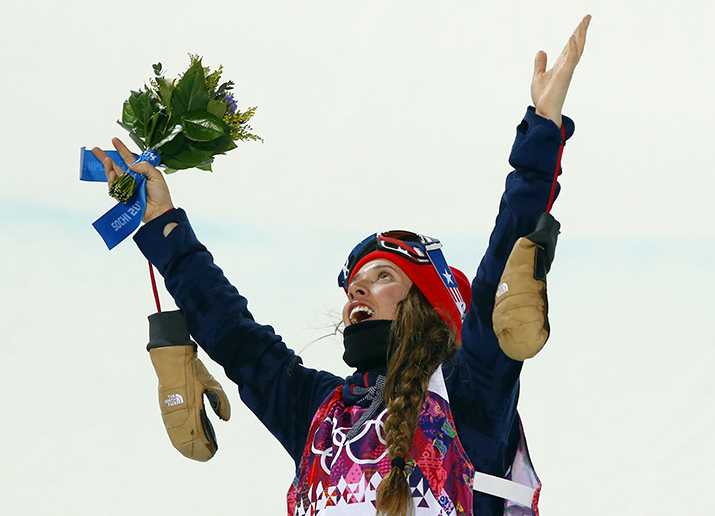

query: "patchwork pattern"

left=287, top=384, right=474, bottom=516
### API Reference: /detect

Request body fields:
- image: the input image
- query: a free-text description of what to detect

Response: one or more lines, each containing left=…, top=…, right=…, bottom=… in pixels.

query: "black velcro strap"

left=147, top=310, right=197, bottom=350
left=526, top=212, right=560, bottom=279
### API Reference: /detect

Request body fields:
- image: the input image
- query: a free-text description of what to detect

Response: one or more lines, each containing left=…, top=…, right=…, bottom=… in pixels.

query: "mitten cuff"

left=147, top=310, right=195, bottom=350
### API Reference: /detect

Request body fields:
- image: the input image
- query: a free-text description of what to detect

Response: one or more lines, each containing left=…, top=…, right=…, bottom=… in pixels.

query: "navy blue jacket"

left=134, top=106, right=574, bottom=515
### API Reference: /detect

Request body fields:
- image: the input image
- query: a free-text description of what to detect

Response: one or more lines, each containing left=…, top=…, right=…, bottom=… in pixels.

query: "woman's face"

left=342, top=258, right=413, bottom=326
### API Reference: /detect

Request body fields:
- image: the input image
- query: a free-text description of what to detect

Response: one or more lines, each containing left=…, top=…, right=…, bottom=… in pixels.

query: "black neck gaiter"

left=342, top=319, right=392, bottom=371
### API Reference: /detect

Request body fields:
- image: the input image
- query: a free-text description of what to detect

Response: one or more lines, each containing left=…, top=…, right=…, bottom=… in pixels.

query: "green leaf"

left=127, top=130, right=146, bottom=151
left=181, top=111, right=225, bottom=141
left=197, top=162, right=213, bottom=172
left=190, top=133, right=233, bottom=154
left=161, top=145, right=216, bottom=170
left=207, top=99, right=227, bottom=119
left=190, top=119, right=234, bottom=150
left=216, top=80, right=234, bottom=94
left=122, top=99, right=136, bottom=127
left=117, top=120, right=134, bottom=134
left=153, top=123, right=183, bottom=151
left=156, top=132, right=186, bottom=156
left=155, top=112, right=172, bottom=145
left=195, top=157, right=214, bottom=170
left=146, top=112, right=162, bottom=149
left=156, top=78, right=175, bottom=110
left=171, top=61, right=208, bottom=119
left=128, top=89, right=153, bottom=139
left=163, top=168, right=179, bottom=174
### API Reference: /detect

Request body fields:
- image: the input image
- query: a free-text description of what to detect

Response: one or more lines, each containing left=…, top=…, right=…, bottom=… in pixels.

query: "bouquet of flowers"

left=109, top=55, right=262, bottom=203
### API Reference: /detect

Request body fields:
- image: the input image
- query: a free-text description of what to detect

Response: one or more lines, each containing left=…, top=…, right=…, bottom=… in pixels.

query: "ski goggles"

left=338, top=230, right=445, bottom=288
left=338, top=230, right=469, bottom=323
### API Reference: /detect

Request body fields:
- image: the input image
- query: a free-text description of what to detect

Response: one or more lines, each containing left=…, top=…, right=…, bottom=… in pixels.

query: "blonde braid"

left=376, top=287, right=458, bottom=516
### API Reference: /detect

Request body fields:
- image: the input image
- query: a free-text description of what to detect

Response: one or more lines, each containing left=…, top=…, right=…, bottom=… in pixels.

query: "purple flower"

left=221, top=93, right=237, bottom=115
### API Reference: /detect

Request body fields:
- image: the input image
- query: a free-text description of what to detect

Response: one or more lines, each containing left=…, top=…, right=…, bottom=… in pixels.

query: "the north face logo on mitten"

left=164, top=393, right=184, bottom=407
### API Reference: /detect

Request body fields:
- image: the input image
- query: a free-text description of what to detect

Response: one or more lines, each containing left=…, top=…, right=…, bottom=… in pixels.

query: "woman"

left=95, top=15, right=590, bottom=516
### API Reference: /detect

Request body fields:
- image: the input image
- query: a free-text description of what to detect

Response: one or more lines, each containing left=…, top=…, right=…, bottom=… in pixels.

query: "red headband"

left=349, top=251, right=472, bottom=337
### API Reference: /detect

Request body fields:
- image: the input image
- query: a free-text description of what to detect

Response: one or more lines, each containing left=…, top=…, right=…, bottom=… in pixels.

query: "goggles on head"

left=337, top=230, right=467, bottom=321
left=338, top=230, right=440, bottom=288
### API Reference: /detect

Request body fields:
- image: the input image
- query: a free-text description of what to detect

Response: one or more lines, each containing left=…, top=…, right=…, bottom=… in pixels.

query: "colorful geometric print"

left=287, top=379, right=474, bottom=515
left=503, top=421, right=541, bottom=516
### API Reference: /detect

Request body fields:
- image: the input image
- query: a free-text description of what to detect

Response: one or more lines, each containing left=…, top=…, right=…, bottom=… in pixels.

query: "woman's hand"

left=531, top=15, right=591, bottom=127
left=92, top=138, right=175, bottom=224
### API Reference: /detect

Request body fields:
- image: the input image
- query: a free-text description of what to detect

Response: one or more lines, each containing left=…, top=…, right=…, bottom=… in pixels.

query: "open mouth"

left=349, top=306, right=375, bottom=324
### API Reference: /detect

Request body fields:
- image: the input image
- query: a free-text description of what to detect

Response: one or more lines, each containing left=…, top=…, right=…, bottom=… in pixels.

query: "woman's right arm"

left=94, top=142, right=342, bottom=464
left=134, top=208, right=343, bottom=463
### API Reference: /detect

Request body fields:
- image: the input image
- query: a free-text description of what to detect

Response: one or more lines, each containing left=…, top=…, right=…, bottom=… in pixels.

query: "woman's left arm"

left=445, top=15, right=591, bottom=477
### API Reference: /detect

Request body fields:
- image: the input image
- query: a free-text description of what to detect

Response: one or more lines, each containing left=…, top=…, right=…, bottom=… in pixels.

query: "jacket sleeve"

left=133, top=210, right=343, bottom=465
left=445, top=106, right=575, bottom=477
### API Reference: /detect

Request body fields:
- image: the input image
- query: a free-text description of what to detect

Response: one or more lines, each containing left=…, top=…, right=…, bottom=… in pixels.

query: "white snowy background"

left=1, top=1, right=713, bottom=514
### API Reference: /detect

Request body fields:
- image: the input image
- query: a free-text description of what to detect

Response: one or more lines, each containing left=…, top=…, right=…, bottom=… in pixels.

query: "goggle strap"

left=338, top=233, right=377, bottom=288
left=426, top=247, right=467, bottom=320
left=338, top=234, right=466, bottom=322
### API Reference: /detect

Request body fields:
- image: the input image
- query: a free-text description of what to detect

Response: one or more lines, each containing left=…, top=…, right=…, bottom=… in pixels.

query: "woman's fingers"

left=92, top=138, right=175, bottom=222
left=128, top=159, right=160, bottom=179
left=533, top=50, right=548, bottom=79
left=576, top=14, right=591, bottom=49
left=90, top=146, right=109, bottom=163
left=567, top=15, right=590, bottom=65
left=91, top=146, right=121, bottom=183
left=555, top=16, right=590, bottom=75
left=104, top=158, right=119, bottom=184
left=530, top=14, right=591, bottom=126
left=111, top=137, right=138, bottom=168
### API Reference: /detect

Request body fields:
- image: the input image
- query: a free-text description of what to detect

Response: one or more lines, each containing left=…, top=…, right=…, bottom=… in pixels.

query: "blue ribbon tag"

left=79, top=148, right=134, bottom=181
left=80, top=148, right=161, bottom=250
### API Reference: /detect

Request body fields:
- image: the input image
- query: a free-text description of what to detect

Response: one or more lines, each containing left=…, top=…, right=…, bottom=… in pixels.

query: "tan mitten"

left=493, top=213, right=560, bottom=361
left=147, top=310, right=231, bottom=461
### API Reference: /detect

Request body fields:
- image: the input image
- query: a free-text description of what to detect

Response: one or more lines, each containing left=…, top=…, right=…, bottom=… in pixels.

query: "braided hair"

left=375, top=286, right=459, bottom=516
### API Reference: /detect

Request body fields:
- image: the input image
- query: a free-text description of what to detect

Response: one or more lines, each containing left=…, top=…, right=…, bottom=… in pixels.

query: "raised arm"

left=91, top=140, right=342, bottom=463
left=445, top=15, right=591, bottom=485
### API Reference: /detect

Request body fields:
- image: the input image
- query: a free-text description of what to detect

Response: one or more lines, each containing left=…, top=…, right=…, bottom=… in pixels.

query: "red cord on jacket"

left=546, top=125, right=566, bottom=213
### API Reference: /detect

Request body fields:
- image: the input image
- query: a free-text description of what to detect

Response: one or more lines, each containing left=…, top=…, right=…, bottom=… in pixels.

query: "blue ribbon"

left=80, top=147, right=161, bottom=250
